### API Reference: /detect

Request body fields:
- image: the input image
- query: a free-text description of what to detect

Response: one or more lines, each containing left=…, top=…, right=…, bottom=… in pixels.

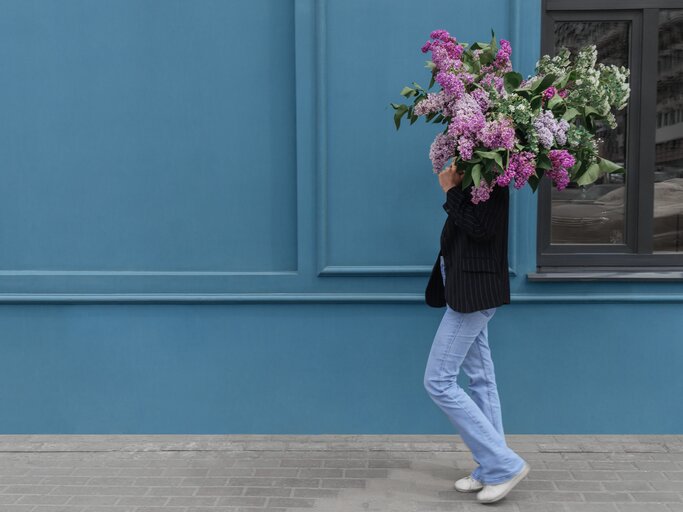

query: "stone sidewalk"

left=0, top=435, right=682, bottom=512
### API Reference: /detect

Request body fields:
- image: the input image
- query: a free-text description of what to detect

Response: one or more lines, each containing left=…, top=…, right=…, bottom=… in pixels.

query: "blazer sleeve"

left=442, top=183, right=507, bottom=241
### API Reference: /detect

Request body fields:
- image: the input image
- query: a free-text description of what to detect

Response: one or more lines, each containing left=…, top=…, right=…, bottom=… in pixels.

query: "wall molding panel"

left=315, top=0, right=518, bottom=278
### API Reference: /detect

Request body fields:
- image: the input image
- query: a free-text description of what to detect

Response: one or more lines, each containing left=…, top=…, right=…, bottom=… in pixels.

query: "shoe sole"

left=454, top=475, right=483, bottom=492
left=476, top=461, right=530, bottom=503
left=454, top=482, right=483, bottom=492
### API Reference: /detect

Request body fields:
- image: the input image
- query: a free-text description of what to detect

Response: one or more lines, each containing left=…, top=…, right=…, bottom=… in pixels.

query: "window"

left=535, top=1, right=683, bottom=278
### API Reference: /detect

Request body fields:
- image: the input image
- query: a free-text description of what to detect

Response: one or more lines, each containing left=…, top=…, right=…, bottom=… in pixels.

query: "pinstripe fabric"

left=425, top=182, right=510, bottom=313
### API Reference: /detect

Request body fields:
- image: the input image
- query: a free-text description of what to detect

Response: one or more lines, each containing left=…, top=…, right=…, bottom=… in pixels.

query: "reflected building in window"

left=654, top=9, right=683, bottom=252
left=550, top=21, right=630, bottom=246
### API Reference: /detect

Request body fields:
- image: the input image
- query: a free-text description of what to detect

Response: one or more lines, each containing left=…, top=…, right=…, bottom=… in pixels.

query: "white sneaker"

left=476, top=460, right=530, bottom=503
left=454, top=474, right=484, bottom=492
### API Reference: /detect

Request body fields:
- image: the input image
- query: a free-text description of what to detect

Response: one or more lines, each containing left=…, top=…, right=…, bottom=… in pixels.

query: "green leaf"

left=490, top=29, right=497, bottom=52
left=399, top=86, right=414, bottom=97
left=471, top=163, right=483, bottom=186
left=584, top=106, right=600, bottom=118
left=547, top=94, right=563, bottom=110
left=470, top=42, right=489, bottom=50
left=576, top=162, right=601, bottom=186
left=527, top=174, right=540, bottom=192
left=479, top=50, right=494, bottom=66
left=462, top=50, right=480, bottom=73
left=425, top=60, right=436, bottom=71
left=530, top=95, right=542, bottom=110
left=462, top=168, right=473, bottom=188
left=428, top=72, right=436, bottom=89
left=537, top=153, right=552, bottom=170
left=530, top=73, right=557, bottom=93
left=571, top=160, right=583, bottom=179
left=585, top=115, right=594, bottom=131
left=474, top=150, right=504, bottom=171
left=558, top=70, right=575, bottom=89
left=463, top=155, right=482, bottom=164
left=504, top=71, right=523, bottom=93
left=598, top=157, right=624, bottom=174
left=393, top=105, right=408, bottom=130
left=562, top=107, right=580, bottom=121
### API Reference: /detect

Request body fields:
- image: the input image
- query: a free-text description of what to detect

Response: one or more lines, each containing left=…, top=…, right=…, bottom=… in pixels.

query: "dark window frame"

left=534, top=0, right=683, bottom=279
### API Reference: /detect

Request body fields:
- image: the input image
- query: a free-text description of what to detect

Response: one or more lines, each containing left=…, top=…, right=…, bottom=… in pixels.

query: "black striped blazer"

left=425, top=181, right=511, bottom=313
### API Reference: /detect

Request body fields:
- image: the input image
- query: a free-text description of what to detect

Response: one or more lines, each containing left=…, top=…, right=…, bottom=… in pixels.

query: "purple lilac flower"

left=413, top=91, right=451, bottom=116
left=430, top=29, right=451, bottom=41
left=558, top=88, right=569, bottom=99
left=496, top=166, right=515, bottom=187
left=429, top=132, right=457, bottom=173
left=457, top=135, right=476, bottom=161
left=554, top=118, right=570, bottom=145
left=533, top=111, right=555, bottom=147
left=479, top=117, right=516, bottom=150
left=480, top=73, right=505, bottom=95
left=549, top=149, right=575, bottom=169
left=459, top=72, right=475, bottom=84
left=496, top=39, right=511, bottom=62
left=496, top=151, right=536, bottom=189
left=547, top=167, right=570, bottom=190
left=436, top=71, right=465, bottom=97
left=493, top=39, right=513, bottom=72
left=431, top=45, right=458, bottom=72
left=547, top=149, right=575, bottom=190
left=421, top=30, right=463, bottom=71
left=533, top=110, right=568, bottom=149
left=445, top=41, right=463, bottom=60
left=470, top=178, right=495, bottom=204
left=471, top=88, right=491, bottom=111
left=512, top=152, right=536, bottom=188
left=445, top=94, right=485, bottom=138
left=542, top=86, right=556, bottom=101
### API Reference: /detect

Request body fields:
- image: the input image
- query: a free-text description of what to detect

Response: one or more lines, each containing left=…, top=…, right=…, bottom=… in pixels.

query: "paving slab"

left=0, top=435, right=681, bottom=511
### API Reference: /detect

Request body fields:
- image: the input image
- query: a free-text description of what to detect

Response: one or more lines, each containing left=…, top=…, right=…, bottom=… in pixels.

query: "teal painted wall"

left=1, top=303, right=682, bottom=434
left=0, top=0, right=681, bottom=434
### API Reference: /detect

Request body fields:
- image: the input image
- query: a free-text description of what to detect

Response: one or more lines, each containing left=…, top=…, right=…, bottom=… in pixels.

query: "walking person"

left=423, top=161, right=530, bottom=504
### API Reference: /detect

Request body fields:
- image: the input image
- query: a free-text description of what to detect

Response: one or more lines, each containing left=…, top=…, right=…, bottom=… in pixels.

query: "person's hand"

left=438, top=160, right=464, bottom=193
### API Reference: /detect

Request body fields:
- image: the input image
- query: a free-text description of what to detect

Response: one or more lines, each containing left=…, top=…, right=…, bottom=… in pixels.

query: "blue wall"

left=0, top=0, right=681, bottom=434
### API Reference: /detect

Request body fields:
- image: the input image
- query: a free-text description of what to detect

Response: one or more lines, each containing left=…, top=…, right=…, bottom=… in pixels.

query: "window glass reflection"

left=653, top=9, right=683, bottom=252
left=550, top=21, right=629, bottom=245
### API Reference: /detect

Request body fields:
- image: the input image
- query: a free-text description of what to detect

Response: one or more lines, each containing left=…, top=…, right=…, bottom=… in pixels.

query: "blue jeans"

left=423, top=255, right=525, bottom=484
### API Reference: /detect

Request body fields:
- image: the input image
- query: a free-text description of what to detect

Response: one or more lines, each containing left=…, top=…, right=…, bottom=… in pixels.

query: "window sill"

left=527, top=269, right=683, bottom=282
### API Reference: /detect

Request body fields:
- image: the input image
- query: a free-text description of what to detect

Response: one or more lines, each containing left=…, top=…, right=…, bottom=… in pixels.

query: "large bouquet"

left=391, top=29, right=630, bottom=203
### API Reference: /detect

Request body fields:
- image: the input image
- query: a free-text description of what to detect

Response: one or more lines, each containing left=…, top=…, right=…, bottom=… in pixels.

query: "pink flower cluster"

left=547, top=149, right=575, bottom=190
left=470, top=179, right=496, bottom=204
left=479, top=117, right=516, bottom=151
left=533, top=110, right=570, bottom=148
left=542, top=86, right=569, bottom=103
left=542, top=86, right=556, bottom=102
left=408, top=29, right=590, bottom=201
left=429, top=133, right=457, bottom=175
left=420, top=30, right=517, bottom=172
left=497, top=151, right=537, bottom=189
